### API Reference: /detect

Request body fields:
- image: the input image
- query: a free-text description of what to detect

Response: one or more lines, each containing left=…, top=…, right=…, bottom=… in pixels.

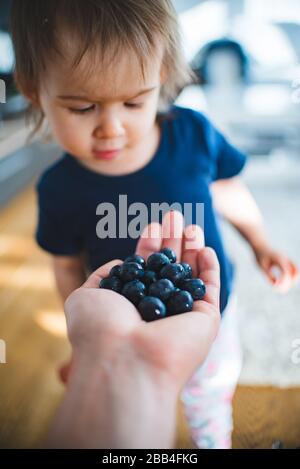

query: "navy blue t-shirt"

left=36, top=105, right=247, bottom=313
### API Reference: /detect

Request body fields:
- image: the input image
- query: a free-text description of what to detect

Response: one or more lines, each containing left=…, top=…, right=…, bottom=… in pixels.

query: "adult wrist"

left=67, top=341, right=178, bottom=448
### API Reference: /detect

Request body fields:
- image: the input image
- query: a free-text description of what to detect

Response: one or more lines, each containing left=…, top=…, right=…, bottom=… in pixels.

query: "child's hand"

left=255, top=246, right=298, bottom=292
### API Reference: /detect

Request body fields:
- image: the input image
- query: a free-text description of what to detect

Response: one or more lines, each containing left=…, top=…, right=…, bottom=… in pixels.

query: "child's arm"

left=211, top=176, right=298, bottom=292
left=53, top=255, right=87, bottom=302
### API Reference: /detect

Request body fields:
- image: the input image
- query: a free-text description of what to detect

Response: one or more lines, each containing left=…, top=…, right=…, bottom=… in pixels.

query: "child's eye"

left=124, top=102, right=143, bottom=109
left=69, top=105, right=95, bottom=114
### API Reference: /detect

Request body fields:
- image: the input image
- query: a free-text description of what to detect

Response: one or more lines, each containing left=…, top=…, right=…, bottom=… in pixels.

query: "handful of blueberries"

left=99, top=248, right=206, bottom=322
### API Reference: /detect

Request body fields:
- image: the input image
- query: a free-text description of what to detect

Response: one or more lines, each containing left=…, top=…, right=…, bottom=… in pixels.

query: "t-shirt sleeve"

left=35, top=175, right=83, bottom=256
left=191, top=109, right=248, bottom=181
left=211, top=129, right=247, bottom=181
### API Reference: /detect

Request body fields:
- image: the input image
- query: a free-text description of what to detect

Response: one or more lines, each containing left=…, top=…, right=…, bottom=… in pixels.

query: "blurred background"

left=0, top=0, right=300, bottom=449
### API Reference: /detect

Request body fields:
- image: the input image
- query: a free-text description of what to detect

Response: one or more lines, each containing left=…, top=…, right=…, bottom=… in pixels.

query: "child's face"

left=38, top=44, right=165, bottom=174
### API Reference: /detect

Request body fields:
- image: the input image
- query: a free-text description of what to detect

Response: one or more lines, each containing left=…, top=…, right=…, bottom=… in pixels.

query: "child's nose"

left=93, top=113, right=124, bottom=139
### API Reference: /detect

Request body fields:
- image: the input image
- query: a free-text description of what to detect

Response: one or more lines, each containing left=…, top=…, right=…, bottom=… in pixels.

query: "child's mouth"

left=92, top=149, right=121, bottom=161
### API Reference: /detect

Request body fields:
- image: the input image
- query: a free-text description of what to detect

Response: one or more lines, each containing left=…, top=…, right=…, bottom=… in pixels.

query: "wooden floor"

left=1, top=187, right=300, bottom=449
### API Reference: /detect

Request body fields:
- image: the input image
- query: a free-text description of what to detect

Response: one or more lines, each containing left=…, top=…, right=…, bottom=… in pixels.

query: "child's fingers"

left=268, top=257, right=298, bottom=292
left=160, top=210, right=184, bottom=261
left=289, top=261, right=299, bottom=280
left=272, top=275, right=294, bottom=293
left=268, top=263, right=282, bottom=284
left=261, top=262, right=286, bottom=289
left=135, top=222, right=162, bottom=260
left=181, top=225, right=205, bottom=277
left=82, top=259, right=123, bottom=288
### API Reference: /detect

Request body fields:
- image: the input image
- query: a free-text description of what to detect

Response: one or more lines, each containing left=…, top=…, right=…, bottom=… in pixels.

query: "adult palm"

left=65, top=211, right=220, bottom=391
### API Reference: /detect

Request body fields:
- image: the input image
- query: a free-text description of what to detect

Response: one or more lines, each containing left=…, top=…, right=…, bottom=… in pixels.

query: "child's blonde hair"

left=10, top=0, right=196, bottom=140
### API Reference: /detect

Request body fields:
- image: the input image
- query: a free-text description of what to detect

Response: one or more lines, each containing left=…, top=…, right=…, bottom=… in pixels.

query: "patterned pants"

left=180, top=294, right=242, bottom=449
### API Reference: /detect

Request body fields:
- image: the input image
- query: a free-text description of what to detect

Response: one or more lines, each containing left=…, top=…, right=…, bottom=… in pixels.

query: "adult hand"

left=48, top=211, right=220, bottom=448
left=66, top=211, right=220, bottom=389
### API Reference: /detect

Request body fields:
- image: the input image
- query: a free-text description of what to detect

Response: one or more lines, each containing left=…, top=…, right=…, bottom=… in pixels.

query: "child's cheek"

left=51, top=119, right=88, bottom=156
left=132, top=116, right=155, bottom=142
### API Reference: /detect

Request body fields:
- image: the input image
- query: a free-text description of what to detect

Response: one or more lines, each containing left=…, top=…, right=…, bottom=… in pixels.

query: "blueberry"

left=120, top=262, right=144, bottom=282
left=167, top=290, right=193, bottom=315
left=160, top=247, right=177, bottom=263
left=138, top=296, right=166, bottom=322
left=181, top=262, right=193, bottom=279
left=99, top=276, right=123, bottom=293
left=122, top=280, right=146, bottom=306
left=143, top=270, right=157, bottom=287
left=124, top=254, right=146, bottom=268
left=179, top=278, right=206, bottom=300
left=109, top=264, right=122, bottom=278
left=148, top=279, right=175, bottom=302
left=147, top=252, right=170, bottom=272
left=159, top=263, right=185, bottom=285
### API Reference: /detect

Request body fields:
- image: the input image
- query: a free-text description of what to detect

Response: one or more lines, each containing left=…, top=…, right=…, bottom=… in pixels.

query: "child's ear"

left=24, top=90, right=41, bottom=108
left=14, top=74, right=41, bottom=108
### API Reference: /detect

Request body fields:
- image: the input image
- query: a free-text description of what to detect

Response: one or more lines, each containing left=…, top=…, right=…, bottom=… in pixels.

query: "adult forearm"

left=46, top=343, right=178, bottom=449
